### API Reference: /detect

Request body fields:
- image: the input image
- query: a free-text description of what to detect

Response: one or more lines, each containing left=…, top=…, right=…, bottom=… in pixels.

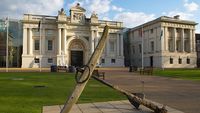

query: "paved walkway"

left=101, top=69, right=200, bottom=113
left=43, top=100, right=183, bottom=113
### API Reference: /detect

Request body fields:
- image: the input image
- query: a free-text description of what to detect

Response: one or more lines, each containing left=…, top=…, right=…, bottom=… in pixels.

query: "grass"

left=153, top=69, right=200, bottom=81
left=0, top=72, right=125, bottom=113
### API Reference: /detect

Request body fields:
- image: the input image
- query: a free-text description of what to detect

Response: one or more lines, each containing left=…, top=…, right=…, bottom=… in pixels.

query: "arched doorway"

left=68, top=39, right=86, bottom=67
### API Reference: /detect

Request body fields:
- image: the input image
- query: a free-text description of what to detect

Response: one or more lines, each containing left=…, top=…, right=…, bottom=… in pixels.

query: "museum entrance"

left=71, top=50, right=83, bottom=67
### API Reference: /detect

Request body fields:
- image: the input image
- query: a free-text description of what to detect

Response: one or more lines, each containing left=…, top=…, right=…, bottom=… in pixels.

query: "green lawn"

left=153, top=69, right=200, bottom=81
left=0, top=72, right=125, bottom=113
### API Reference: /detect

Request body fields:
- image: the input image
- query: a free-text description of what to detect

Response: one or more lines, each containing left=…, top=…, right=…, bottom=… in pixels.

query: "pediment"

left=70, top=6, right=86, bottom=12
left=70, top=3, right=86, bottom=12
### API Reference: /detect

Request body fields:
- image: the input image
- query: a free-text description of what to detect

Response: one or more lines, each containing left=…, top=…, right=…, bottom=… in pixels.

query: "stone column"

left=173, top=28, right=176, bottom=52
left=63, top=28, right=67, bottom=54
left=58, top=28, right=62, bottom=55
left=190, top=29, right=193, bottom=52
left=29, top=28, right=33, bottom=55
left=165, top=27, right=169, bottom=51
left=106, top=39, right=110, bottom=56
left=90, top=30, right=95, bottom=55
left=117, top=33, right=120, bottom=56
left=42, top=28, right=45, bottom=54
left=181, top=28, right=184, bottom=52
left=162, top=27, right=166, bottom=51
left=192, top=29, right=196, bottom=52
left=94, top=30, right=99, bottom=48
left=23, top=28, right=27, bottom=55
left=120, top=33, right=124, bottom=56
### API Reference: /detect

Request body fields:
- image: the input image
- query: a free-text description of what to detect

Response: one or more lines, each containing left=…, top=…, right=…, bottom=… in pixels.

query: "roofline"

left=24, top=14, right=57, bottom=18
left=130, top=16, right=198, bottom=31
left=98, top=19, right=123, bottom=23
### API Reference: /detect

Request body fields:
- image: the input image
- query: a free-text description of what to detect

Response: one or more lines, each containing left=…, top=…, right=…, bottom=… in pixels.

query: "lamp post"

left=39, top=19, right=42, bottom=72
left=39, top=17, right=44, bottom=72
left=5, top=17, right=9, bottom=72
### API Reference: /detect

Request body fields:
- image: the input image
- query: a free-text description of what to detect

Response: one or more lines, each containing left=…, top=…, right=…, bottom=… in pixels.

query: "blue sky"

left=66, top=0, right=200, bottom=32
left=0, top=0, right=199, bottom=32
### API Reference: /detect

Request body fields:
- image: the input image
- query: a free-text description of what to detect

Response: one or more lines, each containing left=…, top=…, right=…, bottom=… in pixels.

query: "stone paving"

left=101, top=69, right=200, bottom=113
left=43, top=100, right=184, bottom=113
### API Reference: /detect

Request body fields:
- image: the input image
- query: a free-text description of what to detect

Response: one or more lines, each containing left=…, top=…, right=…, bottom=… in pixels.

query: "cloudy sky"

left=0, top=0, right=199, bottom=33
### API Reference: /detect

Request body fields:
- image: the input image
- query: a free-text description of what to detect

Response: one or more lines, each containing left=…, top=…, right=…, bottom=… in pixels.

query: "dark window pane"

left=48, top=40, right=53, bottom=50
left=170, top=58, right=173, bottom=64
left=101, top=59, right=105, bottom=63
left=111, top=59, right=115, bottom=63
left=34, top=58, right=39, bottom=63
left=35, top=40, right=39, bottom=50
left=48, top=58, right=53, bottom=63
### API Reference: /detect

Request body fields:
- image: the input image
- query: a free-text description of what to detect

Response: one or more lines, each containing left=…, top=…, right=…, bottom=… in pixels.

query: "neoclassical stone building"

left=128, top=16, right=197, bottom=68
left=22, top=4, right=124, bottom=68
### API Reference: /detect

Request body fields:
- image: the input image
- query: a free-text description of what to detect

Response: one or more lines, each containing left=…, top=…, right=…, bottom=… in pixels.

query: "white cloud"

left=102, top=17, right=112, bottom=21
left=112, top=5, right=124, bottom=12
left=0, top=0, right=64, bottom=19
left=113, top=12, right=155, bottom=28
left=184, top=0, right=199, bottom=12
left=69, top=0, right=112, bottom=15
left=89, top=0, right=111, bottom=14
left=196, top=28, right=200, bottom=33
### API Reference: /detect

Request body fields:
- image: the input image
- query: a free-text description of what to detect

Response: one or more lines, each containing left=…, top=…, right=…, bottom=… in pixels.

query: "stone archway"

left=67, top=38, right=89, bottom=67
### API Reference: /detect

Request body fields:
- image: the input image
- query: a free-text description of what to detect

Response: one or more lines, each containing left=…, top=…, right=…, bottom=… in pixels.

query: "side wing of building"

left=128, top=16, right=197, bottom=68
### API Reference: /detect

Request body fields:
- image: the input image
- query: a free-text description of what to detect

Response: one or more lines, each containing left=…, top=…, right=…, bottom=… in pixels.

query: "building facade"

left=21, top=4, right=124, bottom=68
left=128, top=16, right=197, bottom=68
left=196, top=33, right=200, bottom=67
left=0, top=19, right=22, bottom=67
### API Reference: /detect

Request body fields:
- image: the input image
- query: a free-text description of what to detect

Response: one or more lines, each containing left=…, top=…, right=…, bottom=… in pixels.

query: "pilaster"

left=117, top=33, right=120, bottom=56
left=29, top=28, right=33, bottom=55
left=63, top=28, right=67, bottom=54
left=173, top=28, right=176, bottom=52
left=90, top=30, right=95, bottom=55
left=189, top=29, right=193, bottom=52
left=106, top=39, right=109, bottom=56
left=42, top=28, right=45, bottom=54
left=162, top=27, right=166, bottom=51
left=58, top=28, right=62, bottom=55
left=181, top=28, right=184, bottom=52
left=192, top=29, right=196, bottom=52
left=120, top=33, right=124, bottom=56
left=23, top=28, right=27, bottom=55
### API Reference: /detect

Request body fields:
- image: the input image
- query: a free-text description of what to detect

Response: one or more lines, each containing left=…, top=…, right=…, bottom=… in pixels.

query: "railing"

left=23, top=14, right=57, bottom=21
left=23, top=14, right=123, bottom=27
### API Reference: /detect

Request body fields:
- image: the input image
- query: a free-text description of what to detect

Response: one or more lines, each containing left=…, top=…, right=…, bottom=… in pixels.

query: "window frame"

left=139, top=44, right=142, bottom=53
left=187, top=58, right=190, bottom=64
left=150, top=41, right=154, bottom=52
left=178, top=58, right=182, bottom=64
left=101, top=59, right=105, bottom=63
left=111, top=59, right=116, bottom=63
left=47, top=58, right=53, bottom=64
left=34, top=58, right=40, bottom=63
left=34, top=40, right=40, bottom=51
left=47, top=40, right=53, bottom=51
left=170, top=57, right=173, bottom=64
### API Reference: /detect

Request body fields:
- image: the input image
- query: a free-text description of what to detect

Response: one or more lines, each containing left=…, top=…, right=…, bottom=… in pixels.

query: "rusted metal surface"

left=92, top=76, right=168, bottom=113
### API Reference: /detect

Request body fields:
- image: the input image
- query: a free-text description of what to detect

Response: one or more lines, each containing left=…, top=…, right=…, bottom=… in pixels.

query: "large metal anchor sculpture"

left=60, top=25, right=167, bottom=113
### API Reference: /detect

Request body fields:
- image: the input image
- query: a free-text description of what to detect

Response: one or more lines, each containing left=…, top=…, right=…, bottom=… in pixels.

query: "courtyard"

left=0, top=68, right=200, bottom=113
